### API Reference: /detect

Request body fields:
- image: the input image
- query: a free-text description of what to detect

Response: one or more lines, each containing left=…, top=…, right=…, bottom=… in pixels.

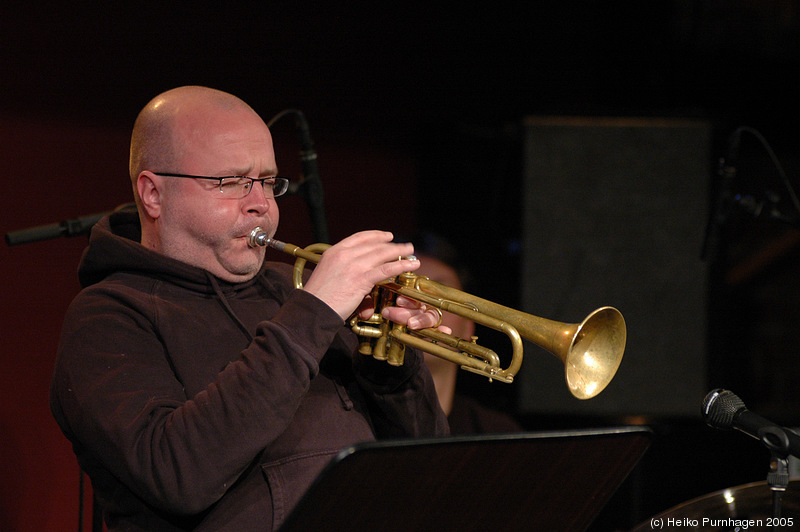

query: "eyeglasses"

left=153, top=172, right=290, bottom=199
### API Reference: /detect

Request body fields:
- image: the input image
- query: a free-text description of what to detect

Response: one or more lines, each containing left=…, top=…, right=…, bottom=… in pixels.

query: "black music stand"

left=279, top=426, right=652, bottom=532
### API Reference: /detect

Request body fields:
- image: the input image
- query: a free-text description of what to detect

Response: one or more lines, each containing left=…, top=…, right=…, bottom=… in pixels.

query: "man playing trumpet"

left=50, top=86, right=448, bottom=531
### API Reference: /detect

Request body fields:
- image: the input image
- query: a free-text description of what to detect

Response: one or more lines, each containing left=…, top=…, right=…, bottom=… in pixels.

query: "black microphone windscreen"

left=702, top=389, right=745, bottom=429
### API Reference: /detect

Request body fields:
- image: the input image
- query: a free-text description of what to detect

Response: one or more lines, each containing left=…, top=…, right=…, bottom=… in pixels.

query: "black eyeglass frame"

left=153, top=172, right=290, bottom=198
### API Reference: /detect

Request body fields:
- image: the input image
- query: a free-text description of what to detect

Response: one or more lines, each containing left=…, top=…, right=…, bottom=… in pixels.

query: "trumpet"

left=248, top=227, right=625, bottom=399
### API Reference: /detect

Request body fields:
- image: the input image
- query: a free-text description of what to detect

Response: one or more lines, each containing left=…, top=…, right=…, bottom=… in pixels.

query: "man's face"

left=158, top=105, right=280, bottom=282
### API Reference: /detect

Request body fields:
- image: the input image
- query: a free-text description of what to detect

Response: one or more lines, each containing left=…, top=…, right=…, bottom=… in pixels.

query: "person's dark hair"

left=407, top=230, right=472, bottom=290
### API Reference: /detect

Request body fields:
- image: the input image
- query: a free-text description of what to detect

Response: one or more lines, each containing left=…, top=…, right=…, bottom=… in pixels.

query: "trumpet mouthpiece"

left=248, top=227, right=270, bottom=248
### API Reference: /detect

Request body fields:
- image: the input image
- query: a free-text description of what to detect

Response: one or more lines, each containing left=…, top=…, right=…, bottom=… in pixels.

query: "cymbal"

left=631, top=479, right=800, bottom=531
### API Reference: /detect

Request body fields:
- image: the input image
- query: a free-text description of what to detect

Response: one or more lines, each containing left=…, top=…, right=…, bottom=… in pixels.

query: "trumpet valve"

left=386, top=339, right=406, bottom=366
left=357, top=339, right=374, bottom=356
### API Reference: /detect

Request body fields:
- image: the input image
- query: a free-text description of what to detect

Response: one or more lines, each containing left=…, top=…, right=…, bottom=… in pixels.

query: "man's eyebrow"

left=221, top=166, right=279, bottom=177
left=262, top=167, right=280, bottom=177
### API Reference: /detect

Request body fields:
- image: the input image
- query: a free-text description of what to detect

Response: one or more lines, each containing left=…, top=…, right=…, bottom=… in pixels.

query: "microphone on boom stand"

left=267, top=109, right=330, bottom=244
left=294, top=111, right=329, bottom=243
left=702, top=389, right=796, bottom=521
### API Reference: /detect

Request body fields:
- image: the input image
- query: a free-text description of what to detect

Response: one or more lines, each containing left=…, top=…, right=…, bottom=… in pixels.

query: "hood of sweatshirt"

left=79, top=205, right=267, bottom=294
left=78, top=205, right=294, bottom=342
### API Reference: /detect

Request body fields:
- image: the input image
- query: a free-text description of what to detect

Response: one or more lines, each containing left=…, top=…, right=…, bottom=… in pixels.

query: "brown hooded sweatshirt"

left=50, top=206, right=448, bottom=531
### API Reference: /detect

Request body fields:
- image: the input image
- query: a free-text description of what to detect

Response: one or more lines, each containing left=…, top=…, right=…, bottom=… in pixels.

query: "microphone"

left=294, top=111, right=329, bottom=243
left=701, top=129, right=741, bottom=261
left=295, top=111, right=319, bottom=184
left=701, top=388, right=800, bottom=458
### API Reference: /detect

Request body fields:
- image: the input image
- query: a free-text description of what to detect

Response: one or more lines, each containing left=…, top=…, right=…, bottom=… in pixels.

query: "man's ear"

left=137, top=171, right=162, bottom=220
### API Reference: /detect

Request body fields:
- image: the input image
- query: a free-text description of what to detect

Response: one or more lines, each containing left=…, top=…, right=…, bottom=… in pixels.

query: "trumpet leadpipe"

left=248, top=227, right=322, bottom=264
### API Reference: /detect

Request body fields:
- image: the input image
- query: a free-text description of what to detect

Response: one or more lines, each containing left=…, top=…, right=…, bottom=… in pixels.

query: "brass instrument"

left=248, top=227, right=625, bottom=399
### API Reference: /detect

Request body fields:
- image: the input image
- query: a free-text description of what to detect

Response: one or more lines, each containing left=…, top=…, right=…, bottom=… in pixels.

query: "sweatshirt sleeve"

left=353, top=344, right=450, bottom=439
left=50, top=282, right=344, bottom=515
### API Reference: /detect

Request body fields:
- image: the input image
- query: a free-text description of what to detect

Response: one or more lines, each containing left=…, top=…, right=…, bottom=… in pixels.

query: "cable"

left=733, top=125, right=800, bottom=217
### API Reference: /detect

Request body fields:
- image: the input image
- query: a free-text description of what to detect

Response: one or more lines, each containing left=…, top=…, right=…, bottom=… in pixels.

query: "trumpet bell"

left=559, top=307, right=626, bottom=400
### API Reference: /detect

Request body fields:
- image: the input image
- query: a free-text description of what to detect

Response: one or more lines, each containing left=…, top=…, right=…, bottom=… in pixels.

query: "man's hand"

left=302, top=231, right=420, bottom=320
left=380, top=296, right=452, bottom=334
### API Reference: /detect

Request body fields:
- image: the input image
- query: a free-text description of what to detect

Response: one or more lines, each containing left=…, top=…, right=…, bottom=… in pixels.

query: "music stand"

left=279, top=426, right=652, bottom=532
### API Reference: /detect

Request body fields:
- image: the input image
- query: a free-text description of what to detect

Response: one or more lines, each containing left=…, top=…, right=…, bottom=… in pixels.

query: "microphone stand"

left=4, top=203, right=136, bottom=246
left=759, top=426, right=790, bottom=528
left=700, top=155, right=737, bottom=261
left=5, top=210, right=110, bottom=246
left=701, top=126, right=800, bottom=260
left=731, top=191, right=800, bottom=231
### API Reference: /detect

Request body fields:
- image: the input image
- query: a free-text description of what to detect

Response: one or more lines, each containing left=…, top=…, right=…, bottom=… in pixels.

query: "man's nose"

left=243, top=182, right=271, bottom=214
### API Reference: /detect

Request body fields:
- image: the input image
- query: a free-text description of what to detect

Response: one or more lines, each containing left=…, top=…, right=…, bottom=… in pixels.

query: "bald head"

left=128, top=86, right=259, bottom=198
left=128, top=86, right=279, bottom=280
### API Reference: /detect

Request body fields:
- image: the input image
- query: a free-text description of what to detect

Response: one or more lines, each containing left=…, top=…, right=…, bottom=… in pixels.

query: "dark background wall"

left=2, top=2, right=800, bottom=530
